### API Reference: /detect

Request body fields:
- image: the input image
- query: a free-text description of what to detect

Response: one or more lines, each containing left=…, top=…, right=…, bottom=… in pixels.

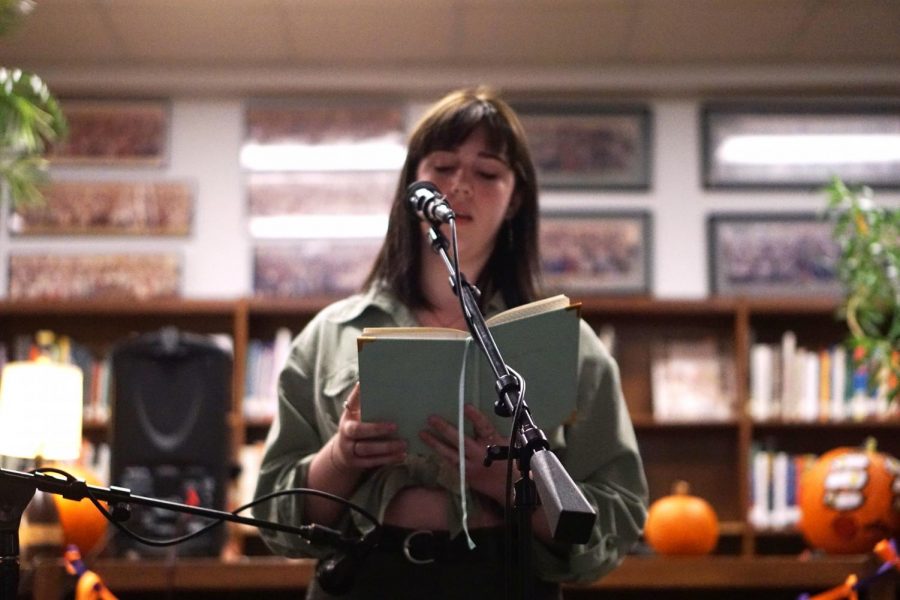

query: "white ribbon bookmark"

left=457, top=339, right=476, bottom=550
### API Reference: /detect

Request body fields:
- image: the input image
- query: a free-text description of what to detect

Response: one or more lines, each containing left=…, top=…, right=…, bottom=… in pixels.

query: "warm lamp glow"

left=0, top=361, right=83, bottom=460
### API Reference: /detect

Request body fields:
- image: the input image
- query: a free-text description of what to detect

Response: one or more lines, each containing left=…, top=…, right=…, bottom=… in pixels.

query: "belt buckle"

left=402, top=529, right=435, bottom=565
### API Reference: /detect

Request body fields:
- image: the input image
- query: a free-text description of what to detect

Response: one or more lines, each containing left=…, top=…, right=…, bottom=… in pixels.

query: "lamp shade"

left=0, top=361, right=83, bottom=460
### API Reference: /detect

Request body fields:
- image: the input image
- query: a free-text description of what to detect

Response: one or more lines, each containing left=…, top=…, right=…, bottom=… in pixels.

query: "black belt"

left=373, top=525, right=506, bottom=565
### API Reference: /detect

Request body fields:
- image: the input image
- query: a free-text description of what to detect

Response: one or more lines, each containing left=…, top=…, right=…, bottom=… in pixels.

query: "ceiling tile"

left=628, top=0, right=811, bottom=62
left=460, top=0, right=635, bottom=66
left=282, top=1, right=457, bottom=65
left=0, top=0, right=119, bottom=64
left=103, top=0, right=292, bottom=64
left=789, top=1, right=900, bottom=61
left=1, top=0, right=897, bottom=84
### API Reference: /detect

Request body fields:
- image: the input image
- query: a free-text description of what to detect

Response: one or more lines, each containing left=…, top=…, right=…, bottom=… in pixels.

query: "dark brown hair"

left=363, top=87, right=541, bottom=310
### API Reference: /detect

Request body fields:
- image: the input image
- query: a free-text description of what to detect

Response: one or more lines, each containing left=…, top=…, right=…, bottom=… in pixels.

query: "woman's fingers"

left=421, top=406, right=503, bottom=462
left=420, top=408, right=508, bottom=503
left=332, top=382, right=406, bottom=469
left=350, top=437, right=407, bottom=460
left=342, top=382, right=361, bottom=418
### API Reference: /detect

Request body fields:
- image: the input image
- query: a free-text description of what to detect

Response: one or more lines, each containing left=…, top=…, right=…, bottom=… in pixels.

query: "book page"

left=484, top=294, right=572, bottom=327
left=360, top=327, right=468, bottom=340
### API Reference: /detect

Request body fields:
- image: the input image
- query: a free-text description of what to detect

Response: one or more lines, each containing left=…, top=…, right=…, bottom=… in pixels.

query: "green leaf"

left=0, top=67, right=67, bottom=207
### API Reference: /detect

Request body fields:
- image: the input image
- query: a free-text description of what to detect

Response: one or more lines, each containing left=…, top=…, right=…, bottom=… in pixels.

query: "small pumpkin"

left=52, top=465, right=109, bottom=555
left=644, top=480, right=719, bottom=555
left=798, top=440, right=900, bottom=554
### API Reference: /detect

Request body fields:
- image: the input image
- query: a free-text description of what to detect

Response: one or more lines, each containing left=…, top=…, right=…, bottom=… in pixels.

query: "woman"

left=253, top=87, right=647, bottom=599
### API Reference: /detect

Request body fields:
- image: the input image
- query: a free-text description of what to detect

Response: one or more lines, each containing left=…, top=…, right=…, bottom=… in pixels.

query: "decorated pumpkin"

left=644, top=480, right=719, bottom=555
left=52, top=465, right=109, bottom=555
left=798, top=440, right=900, bottom=554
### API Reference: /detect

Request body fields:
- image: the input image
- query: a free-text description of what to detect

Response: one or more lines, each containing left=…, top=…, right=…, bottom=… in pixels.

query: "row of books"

left=749, top=332, right=896, bottom=422
left=235, top=441, right=266, bottom=530
left=243, top=328, right=293, bottom=420
left=79, top=440, right=112, bottom=485
left=748, top=447, right=817, bottom=530
left=650, top=337, right=736, bottom=422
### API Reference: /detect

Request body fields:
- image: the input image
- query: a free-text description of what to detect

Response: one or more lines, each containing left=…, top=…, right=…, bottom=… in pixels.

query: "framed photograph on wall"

left=242, top=102, right=407, bottom=172
left=9, top=181, right=194, bottom=236
left=539, top=210, right=652, bottom=295
left=516, top=105, right=652, bottom=189
left=707, top=213, right=842, bottom=298
left=253, top=239, right=382, bottom=298
left=48, top=99, right=170, bottom=166
left=8, top=253, right=182, bottom=300
left=702, top=103, right=900, bottom=189
left=247, top=171, right=393, bottom=239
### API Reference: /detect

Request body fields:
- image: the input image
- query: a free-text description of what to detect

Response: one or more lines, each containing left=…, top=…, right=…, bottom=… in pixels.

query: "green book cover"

left=357, top=295, right=580, bottom=456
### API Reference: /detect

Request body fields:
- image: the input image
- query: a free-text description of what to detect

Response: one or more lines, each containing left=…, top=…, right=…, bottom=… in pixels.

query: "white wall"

left=2, top=95, right=897, bottom=300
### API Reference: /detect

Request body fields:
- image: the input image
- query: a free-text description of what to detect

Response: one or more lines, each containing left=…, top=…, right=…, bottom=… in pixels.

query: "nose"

left=450, top=169, right=474, bottom=198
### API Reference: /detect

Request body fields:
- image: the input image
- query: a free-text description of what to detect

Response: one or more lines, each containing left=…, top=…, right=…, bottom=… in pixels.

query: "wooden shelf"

left=28, top=555, right=893, bottom=599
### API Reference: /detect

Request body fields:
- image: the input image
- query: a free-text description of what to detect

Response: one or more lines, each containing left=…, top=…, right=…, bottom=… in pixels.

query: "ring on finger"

left=352, top=440, right=361, bottom=458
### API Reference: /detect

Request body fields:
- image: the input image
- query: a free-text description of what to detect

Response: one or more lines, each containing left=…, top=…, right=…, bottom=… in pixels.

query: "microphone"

left=308, top=524, right=379, bottom=596
left=407, top=181, right=455, bottom=225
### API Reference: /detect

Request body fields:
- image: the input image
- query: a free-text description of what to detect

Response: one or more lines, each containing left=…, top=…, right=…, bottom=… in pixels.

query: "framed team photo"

left=707, top=212, right=842, bottom=298
left=517, top=105, right=652, bottom=190
left=540, top=210, right=652, bottom=295
left=48, top=99, right=170, bottom=166
left=8, top=253, right=182, bottom=300
left=9, top=181, right=193, bottom=236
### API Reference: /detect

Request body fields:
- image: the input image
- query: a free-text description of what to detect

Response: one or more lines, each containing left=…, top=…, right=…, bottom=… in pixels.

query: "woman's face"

left=415, top=126, right=518, bottom=263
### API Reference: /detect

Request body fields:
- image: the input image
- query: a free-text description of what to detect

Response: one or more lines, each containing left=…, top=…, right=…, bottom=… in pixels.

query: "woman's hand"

left=419, top=404, right=508, bottom=504
left=329, top=383, right=408, bottom=473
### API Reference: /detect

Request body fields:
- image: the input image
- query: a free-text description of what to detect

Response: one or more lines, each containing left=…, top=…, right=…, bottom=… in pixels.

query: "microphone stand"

left=0, top=466, right=377, bottom=598
left=425, top=225, right=596, bottom=600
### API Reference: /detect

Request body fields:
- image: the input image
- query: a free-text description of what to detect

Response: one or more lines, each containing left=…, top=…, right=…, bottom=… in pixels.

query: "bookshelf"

left=3, top=296, right=898, bottom=594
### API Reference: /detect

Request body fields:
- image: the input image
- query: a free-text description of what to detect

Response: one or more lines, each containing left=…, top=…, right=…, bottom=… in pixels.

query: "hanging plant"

left=0, top=0, right=67, bottom=207
left=825, top=178, right=900, bottom=405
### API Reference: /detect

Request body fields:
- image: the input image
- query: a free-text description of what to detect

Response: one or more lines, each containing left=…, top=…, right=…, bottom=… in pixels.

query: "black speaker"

left=109, top=327, right=232, bottom=557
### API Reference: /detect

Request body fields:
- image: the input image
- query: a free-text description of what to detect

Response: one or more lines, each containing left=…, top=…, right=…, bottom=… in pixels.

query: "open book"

left=357, top=295, right=581, bottom=456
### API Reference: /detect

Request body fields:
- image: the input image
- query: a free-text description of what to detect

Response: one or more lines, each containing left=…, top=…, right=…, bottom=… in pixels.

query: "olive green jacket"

left=253, top=284, right=647, bottom=583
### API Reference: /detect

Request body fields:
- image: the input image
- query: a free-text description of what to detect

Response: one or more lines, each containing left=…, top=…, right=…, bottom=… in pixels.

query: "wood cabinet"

left=3, top=296, right=898, bottom=596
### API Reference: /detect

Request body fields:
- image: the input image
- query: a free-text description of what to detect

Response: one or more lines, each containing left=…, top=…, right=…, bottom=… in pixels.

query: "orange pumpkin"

left=798, top=441, right=900, bottom=554
left=52, top=465, right=109, bottom=555
left=644, top=481, right=720, bottom=555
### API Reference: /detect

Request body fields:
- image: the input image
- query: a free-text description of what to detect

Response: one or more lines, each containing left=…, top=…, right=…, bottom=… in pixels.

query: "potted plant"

left=0, top=0, right=67, bottom=208
left=826, top=177, right=900, bottom=406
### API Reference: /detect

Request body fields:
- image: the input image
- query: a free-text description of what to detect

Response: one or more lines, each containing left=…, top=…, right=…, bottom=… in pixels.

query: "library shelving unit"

left=0, top=298, right=244, bottom=457
left=3, top=295, right=897, bottom=599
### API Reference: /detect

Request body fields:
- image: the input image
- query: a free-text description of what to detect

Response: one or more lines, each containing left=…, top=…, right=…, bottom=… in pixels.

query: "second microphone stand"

left=425, top=224, right=596, bottom=600
left=0, top=467, right=379, bottom=598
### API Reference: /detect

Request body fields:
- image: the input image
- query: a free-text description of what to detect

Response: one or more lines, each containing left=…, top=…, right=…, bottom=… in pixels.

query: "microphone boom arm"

left=0, top=466, right=379, bottom=596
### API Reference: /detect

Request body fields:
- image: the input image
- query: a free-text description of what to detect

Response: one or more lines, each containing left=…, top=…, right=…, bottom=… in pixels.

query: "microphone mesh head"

left=407, top=181, right=440, bottom=212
